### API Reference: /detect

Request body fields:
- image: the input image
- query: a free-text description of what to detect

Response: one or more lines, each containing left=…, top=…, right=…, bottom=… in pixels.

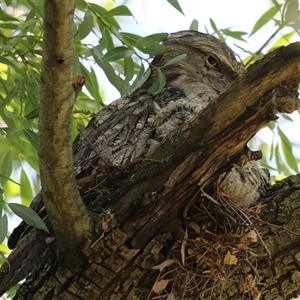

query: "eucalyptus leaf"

left=106, top=5, right=133, bottom=17
left=162, top=54, right=187, bottom=68
left=136, top=33, right=168, bottom=48
left=79, top=10, right=94, bottom=40
left=278, top=126, right=299, bottom=173
left=148, top=69, right=166, bottom=94
left=104, top=46, right=134, bottom=61
left=166, top=0, right=184, bottom=15
left=120, top=32, right=142, bottom=46
left=8, top=203, right=49, bottom=234
left=0, top=214, right=8, bottom=244
left=250, top=6, right=279, bottom=36
left=189, top=19, right=198, bottom=31
left=23, top=128, right=39, bottom=151
left=92, top=50, right=122, bottom=94
left=0, top=56, right=15, bottom=66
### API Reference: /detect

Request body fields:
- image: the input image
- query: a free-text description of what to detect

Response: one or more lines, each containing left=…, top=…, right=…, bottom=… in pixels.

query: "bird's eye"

left=205, top=54, right=219, bottom=68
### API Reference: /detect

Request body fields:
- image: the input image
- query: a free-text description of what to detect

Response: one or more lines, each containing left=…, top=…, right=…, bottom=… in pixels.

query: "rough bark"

left=39, top=0, right=92, bottom=251
left=6, top=43, right=300, bottom=299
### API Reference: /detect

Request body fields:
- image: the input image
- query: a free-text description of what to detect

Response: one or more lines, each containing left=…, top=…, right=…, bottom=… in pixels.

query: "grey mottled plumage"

left=73, top=31, right=243, bottom=174
left=0, top=31, right=267, bottom=296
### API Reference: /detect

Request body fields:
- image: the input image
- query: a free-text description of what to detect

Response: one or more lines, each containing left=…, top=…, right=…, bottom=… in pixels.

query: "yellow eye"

left=205, top=54, right=219, bottom=68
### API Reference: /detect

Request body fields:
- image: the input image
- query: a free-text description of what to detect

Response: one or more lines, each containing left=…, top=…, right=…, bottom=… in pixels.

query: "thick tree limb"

left=107, top=43, right=300, bottom=249
left=39, top=0, right=92, bottom=250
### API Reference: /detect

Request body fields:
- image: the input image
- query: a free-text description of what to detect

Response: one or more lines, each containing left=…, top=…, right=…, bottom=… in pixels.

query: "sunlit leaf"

left=166, top=0, right=184, bottom=15
left=250, top=6, right=279, bottom=36
left=0, top=151, right=13, bottom=186
left=0, top=56, right=15, bottom=66
left=268, top=31, right=295, bottom=50
left=8, top=203, right=49, bottom=233
left=0, top=175, right=20, bottom=186
left=20, top=169, right=33, bottom=203
left=0, top=214, right=8, bottom=244
left=189, top=19, right=198, bottom=31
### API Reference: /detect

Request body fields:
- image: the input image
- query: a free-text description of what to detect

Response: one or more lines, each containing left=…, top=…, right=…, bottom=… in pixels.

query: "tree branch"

left=39, top=0, right=92, bottom=250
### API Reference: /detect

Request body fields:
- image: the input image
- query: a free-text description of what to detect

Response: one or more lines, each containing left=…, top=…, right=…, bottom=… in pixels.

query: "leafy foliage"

left=0, top=0, right=299, bottom=288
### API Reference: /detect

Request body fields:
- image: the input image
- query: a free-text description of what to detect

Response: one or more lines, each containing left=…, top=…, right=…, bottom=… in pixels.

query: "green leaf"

left=189, top=19, right=198, bottom=31
left=0, top=251, right=9, bottom=265
left=268, top=31, right=295, bottom=50
left=88, top=3, right=108, bottom=16
left=79, top=10, right=94, bottom=40
left=136, top=33, right=168, bottom=48
left=8, top=203, right=49, bottom=233
left=130, top=64, right=151, bottom=92
left=17, top=19, right=37, bottom=31
left=148, top=69, right=166, bottom=94
left=250, top=6, right=279, bottom=36
left=81, top=65, right=104, bottom=107
left=209, top=18, right=224, bottom=41
left=221, top=29, right=247, bottom=41
left=162, top=54, right=187, bottom=68
left=92, top=50, right=122, bottom=94
left=0, top=56, right=15, bottom=66
left=271, top=0, right=281, bottom=12
left=0, top=174, right=20, bottom=186
left=280, top=113, right=293, bottom=121
left=141, top=42, right=165, bottom=56
left=1, top=151, right=13, bottom=186
left=0, top=214, right=8, bottom=244
left=0, top=23, right=19, bottom=29
left=23, top=128, right=39, bottom=151
left=25, top=107, right=39, bottom=120
left=104, top=46, right=134, bottom=61
left=120, top=32, right=142, bottom=46
left=20, top=169, right=33, bottom=203
left=124, top=56, right=134, bottom=82
left=284, top=0, right=299, bottom=24
left=278, top=126, right=299, bottom=173
left=106, top=5, right=133, bottom=17
left=166, top=0, right=184, bottom=15
left=0, top=9, right=19, bottom=22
